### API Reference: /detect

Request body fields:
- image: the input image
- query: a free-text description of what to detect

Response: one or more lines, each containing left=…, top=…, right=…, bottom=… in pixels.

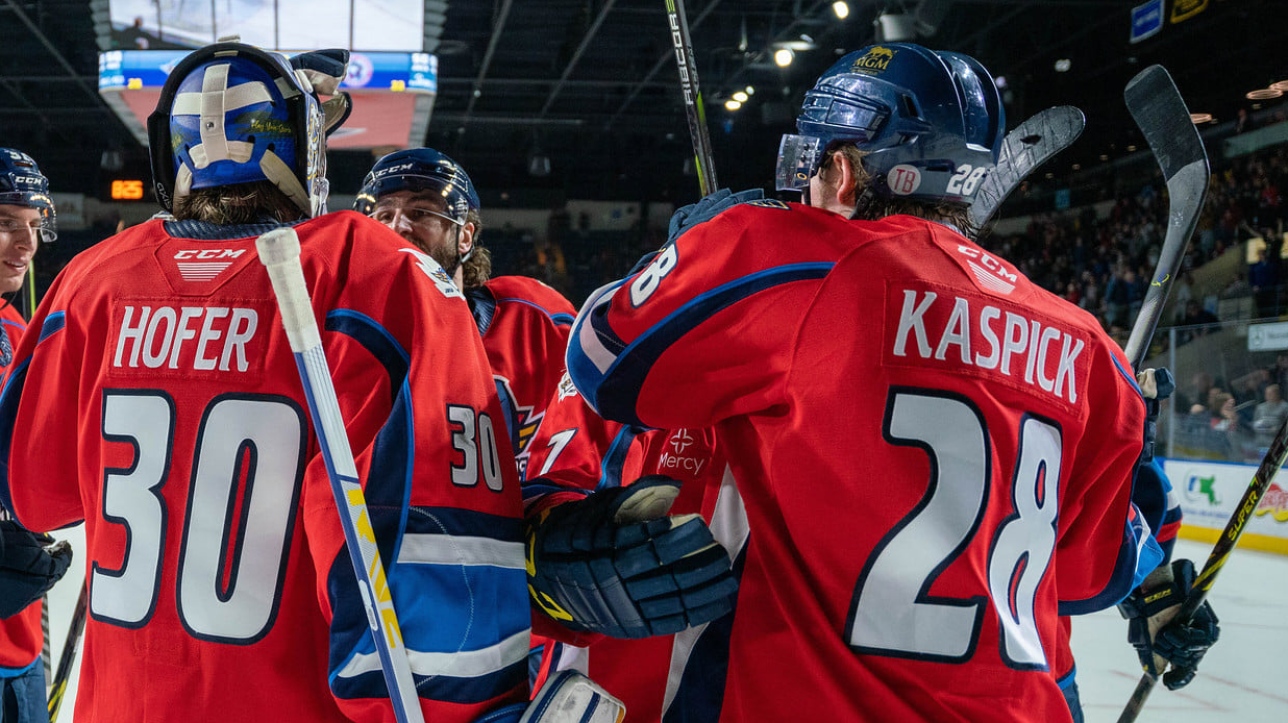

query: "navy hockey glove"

left=526, top=476, right=737, bottom=639
left=0, top=521, right=73, bottom=618
left=667, top=188, right=765, bottom=245
left=1119, top=558, right=1220, bottom=690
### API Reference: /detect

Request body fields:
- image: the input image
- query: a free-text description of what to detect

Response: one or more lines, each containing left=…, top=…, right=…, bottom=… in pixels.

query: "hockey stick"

left=664, top=0, right=718, bottom=196
left=256, top=227, right=426, bottom=723
left=46, top=582, right=86, bottom=722
left=1114, top=66, right=1212, bottom=723
left=1116, top=414, right=1288, bottom=723
left=969, top=105, right=1086, bottom=234
left=1121, top=65, right=1209, bottom=370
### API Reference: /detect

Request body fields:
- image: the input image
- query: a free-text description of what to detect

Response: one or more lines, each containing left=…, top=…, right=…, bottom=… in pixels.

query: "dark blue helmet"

left=148, top=42, right=335, bottom=217
left=0, top=148, right=56, bottom=242
left=354, top=147, right=480, bottom=223
left=776, top=43, right=1005, bottom=205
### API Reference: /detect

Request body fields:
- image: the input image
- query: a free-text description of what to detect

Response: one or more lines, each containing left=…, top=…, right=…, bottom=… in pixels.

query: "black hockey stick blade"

left=968, top=105, right=1086, bottom=234
left=1121, top=65, right=1210, bottom=370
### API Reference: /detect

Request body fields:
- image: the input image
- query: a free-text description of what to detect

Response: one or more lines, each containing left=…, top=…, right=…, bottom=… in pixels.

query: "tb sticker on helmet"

left=887, top=165, right=922, bottom=196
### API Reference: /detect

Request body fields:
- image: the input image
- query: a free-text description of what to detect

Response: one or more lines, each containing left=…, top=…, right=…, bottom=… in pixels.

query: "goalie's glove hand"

left=289, top=49, right=352, bottom=136
left=1119, top=558, right=1220, bottom=690
left=526, top=475, right=738, bottom=639
left=0, top=521, right=73, bottom=618
left=668, top=188, right=765, bottom=245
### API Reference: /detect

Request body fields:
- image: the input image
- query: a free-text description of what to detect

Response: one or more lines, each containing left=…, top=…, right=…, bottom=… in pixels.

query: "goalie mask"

left=776, top=43, right=1004, bottom=206
left=0, top=148, right=56, bottom=243
left=148, top=41, right=349, bottom=219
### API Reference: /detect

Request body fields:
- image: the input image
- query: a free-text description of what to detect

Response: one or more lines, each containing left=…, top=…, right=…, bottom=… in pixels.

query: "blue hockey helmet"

left=353, top=147, right=480, bottom=223
left=0, top=148, right=56, bottom=242
left=147, top=42, right=335, bottom=218
left=776, top=43, right=1005, bottom=205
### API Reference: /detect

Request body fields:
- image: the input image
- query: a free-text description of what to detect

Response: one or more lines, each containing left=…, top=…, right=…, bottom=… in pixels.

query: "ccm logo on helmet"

left=175, top=249, right=246, bottom=260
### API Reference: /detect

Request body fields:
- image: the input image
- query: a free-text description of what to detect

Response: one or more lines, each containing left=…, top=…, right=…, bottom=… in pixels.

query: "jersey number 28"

left=845, top=389, right=1060, bottom=669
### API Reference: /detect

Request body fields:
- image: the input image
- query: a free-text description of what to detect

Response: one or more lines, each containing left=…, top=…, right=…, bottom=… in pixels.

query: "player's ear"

left=832, top=151, right=862, bottom=209
left=457, top=222, right=476, bottom=258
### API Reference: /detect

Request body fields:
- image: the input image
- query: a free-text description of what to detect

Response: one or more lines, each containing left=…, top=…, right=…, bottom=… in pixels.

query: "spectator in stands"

left=1249, top=246, right=1280, bottom=319
left=1179, top=299, right=1220, bottom=345
left=1253, top=383, right=1288, bottom=445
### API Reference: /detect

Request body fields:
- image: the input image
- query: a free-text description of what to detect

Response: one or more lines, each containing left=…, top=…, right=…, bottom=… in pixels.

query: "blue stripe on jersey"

left=569, top=264, right=834, bottom=427
left=494, top=296, right=575, bottom=327
left=521, top=482, right=590, bottom=505
left=325, top=310, right=409, bottom=400
left=597, top=426, right=642, bottom=490
left=0, top=355, right=32, bottom=517
left=367, top=379, right=415, bottom=569
left=38, top=311, right=65, bottom=342
left=403, top=505, right=524, bottom=542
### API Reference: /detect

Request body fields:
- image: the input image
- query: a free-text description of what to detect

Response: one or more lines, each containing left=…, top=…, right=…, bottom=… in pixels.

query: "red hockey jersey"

left=0, top=300, right=43, bottom=674
left=466, top=276, right=575, bottom=480
left=0, top=212, right=530, bottom=723
left=567, top=202, right=1158, bottom=722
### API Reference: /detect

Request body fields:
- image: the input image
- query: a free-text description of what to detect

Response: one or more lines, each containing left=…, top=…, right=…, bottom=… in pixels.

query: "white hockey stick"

left=256, top=227, right=425, bottom=723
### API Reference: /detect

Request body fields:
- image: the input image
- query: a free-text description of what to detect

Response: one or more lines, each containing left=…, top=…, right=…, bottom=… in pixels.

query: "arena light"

left=1054, top=58, right=1072, bottom=73
left=732, top=90, right=749, bottom=103
left=774, top=48, right=794, bottom=67
left=1246, top=87, right=1283, bottom=100
left=832, top=2, right=850, bottom=20
left=1190, top=112, right=1213, bottom=124
left=725, top=99, right=743, bottom=111
left=744, top=85, right=755, bottom=96
left=1272, top=80, right=1288, bottom=93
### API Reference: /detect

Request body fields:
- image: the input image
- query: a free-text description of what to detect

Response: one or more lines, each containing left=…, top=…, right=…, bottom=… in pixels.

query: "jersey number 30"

left=846, top=390, right=1060, bottom=669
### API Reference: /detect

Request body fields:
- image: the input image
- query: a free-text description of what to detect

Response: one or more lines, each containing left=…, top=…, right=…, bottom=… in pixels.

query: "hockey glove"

left=289, top=48, right=352, bottom=136
left=1137, top=367, right=1174, bottom=464
left=1119, top=558, right=1220, bottom=690
left=0, top=521, right=73, bottom=618
left=667, top=188, right=765, bottom=245
left=526, top=475, right=738, bottom=639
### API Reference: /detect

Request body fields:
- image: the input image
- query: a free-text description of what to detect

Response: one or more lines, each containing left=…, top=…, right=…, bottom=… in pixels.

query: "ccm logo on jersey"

left=891, top=289, right=1086, bottom=403
left=174, top=248, right=246, bottom=260
left=956, top=245, right=1018, bottom=294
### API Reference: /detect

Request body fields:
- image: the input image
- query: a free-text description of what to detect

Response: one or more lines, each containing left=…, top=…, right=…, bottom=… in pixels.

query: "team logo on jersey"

left=496, top=375, right=544, bottom=480
left=556, top=371, right=579, bottom=401
left=886, top=165, right=922, bottom=196
left=850, top=46, right=896, bottom=74
left=1256, top=482, right=1288, bottom=523
left=174, top=248, right=245, bottom=282
left=400, top=247, right=462, bottom=298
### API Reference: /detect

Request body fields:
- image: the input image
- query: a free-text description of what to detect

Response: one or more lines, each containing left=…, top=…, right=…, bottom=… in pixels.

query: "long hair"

left=171, top=180, right=305, bottom=224
left=461, top=208, right=493, bottom=289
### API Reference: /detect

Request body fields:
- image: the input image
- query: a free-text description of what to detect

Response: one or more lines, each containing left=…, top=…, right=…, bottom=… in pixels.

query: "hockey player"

left=0, top=148, right=71, bottom=723
left=355, top=151, right=739, bottom=706
left=564, top=43, right=1193, bottom=721
left=0, top=43, right=533, bottom=723
left=355, top=149, right=575, bottom=479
